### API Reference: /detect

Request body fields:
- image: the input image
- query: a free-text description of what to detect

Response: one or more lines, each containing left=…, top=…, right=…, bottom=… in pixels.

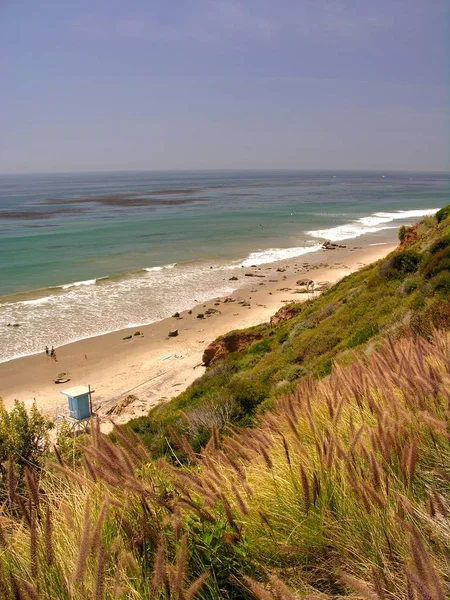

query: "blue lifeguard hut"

left=59, top=385, right=93, bottom=432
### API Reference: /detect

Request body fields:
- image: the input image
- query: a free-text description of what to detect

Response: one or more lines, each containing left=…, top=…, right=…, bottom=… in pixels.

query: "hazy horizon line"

left=1, top=167, right=449, bottom=177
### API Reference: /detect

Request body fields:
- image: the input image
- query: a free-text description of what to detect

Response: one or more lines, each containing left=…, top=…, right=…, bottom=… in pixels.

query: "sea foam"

left=240, top=244, right=323, bottom=267
left=0, top=263, right=237, bottom=363
left=20, top=296, right=54, bottom=306
left=307, top=208, right=439, bottom=242
left=61, top=279, right=97, bottom=289
left=144, top=263, right=177, bottom=272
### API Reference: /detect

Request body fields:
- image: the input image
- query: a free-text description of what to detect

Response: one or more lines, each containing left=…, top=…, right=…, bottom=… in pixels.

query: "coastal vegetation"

left=0, top=330, right=448, bottom=599
left=0, top=207, right=449, bottom=599
left=0, top=399, right=52, bottom=503
left=127, top=208, right=450, bottom=458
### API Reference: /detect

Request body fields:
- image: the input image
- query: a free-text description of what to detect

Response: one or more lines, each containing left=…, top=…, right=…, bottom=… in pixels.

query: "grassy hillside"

left=127, top=207, right=450, bottom=458
left=0, top=330, right=448, bottom=599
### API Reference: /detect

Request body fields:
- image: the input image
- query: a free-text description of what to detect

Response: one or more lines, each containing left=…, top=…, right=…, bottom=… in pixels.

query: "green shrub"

left=205, top=362, right=235, bottom=379
left=276, top=330, right=289, bottom=344
left=248, top=338, right=272, bottom=355
left=409, top=289, right=428, bottom=310
left=420, top=245, right=450, bottom=279
left=347, top=323, right=379, bottom=348
left=379, top=250, right=422, bottom=279
left=398, top=277, right=419, bottom=296
left=431, top=271, right=450, bottom=296
left=316, top=302, right=339, bottom=322
left=228, top=377, right=268, bottom=415
left=234, top=353, right=260, bottom=370
left=276, top=364, right=307, bottom=382
left=429, top=234, right=450, bottom=254
left=185, top=515, right=254, bottom=599
left=0, top=400, right=52, bottom=501
left=314, top=356, right=334, bottom=377
left=255, top=396, right=275, bottom=414
left=435, top=204, right=450, bottom=223
left=55, top=421, right=85, bottom=464
left=398, top=225, right=407, bottom=242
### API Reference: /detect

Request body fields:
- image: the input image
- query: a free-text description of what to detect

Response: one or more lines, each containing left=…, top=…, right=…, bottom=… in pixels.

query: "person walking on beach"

left=45, top=345, right=49, bottom=355
left=50, top=346, right=56, bottom=360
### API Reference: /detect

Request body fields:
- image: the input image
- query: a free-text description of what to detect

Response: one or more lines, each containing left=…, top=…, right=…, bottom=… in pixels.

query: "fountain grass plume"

left=0, top=335, right=448, bottom=597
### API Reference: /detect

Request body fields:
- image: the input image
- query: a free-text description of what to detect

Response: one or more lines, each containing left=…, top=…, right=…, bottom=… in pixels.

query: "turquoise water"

left=0, top=170, right=448, bottom=362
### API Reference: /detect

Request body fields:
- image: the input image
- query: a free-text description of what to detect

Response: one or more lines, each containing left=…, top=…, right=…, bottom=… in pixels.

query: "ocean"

left=0, top=170, right=447, bottom=364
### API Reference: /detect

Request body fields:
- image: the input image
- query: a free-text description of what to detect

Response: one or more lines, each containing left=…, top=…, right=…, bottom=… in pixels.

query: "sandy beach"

left=0, top=243, right=396, bottom=427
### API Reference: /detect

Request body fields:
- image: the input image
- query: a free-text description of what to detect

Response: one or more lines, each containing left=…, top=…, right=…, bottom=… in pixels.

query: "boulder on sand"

left=168, top=329, right=179, bottom=337
left=322, top=241, right=347, bottom=250
left=54, top=372, right=70, bottom=384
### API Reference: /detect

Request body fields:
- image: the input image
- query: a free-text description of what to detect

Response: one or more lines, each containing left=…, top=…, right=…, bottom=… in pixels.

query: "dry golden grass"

left=0, top=330, right=448, bottom=599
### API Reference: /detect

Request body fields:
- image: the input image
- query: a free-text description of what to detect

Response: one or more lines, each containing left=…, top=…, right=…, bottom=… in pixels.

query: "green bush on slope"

left=435, top=204, right=450, bottom=222
left=0, top=399, right=52, bottom=502
left=420, top=234, right=450, bottom=279
left=398, top=224, right=407, bottom=241
left=378, top=250, right=422, bottom=279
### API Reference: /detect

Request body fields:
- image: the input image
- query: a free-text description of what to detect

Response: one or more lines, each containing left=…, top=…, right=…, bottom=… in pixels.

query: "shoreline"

left=0, top=242, right=397, bottom=427
left=1, top=206, right=440, bottom=365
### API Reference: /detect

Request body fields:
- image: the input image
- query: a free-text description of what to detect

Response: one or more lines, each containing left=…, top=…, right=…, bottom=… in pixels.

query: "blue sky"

left=0, top=0, right=448, bottom=173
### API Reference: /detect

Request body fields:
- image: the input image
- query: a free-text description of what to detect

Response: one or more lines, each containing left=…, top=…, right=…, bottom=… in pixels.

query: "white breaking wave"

left=61, top=279, right=97, bottom=289
left=0, top=263, right=238, bottom=364
left=307, top=208, right=440, bottom=242
left=20, top=296, right=54, bottom=306
left=240, top=244, right=323, bottom=267
left=144, top=263, right=177, bottom=272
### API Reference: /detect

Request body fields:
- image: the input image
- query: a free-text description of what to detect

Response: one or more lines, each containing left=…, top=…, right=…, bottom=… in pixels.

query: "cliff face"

left=202, top=330, right=264, bottom=366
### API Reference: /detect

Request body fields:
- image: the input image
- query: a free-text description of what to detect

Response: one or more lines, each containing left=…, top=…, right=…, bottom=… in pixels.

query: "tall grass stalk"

left=0, top=331, right=448, bottom=598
